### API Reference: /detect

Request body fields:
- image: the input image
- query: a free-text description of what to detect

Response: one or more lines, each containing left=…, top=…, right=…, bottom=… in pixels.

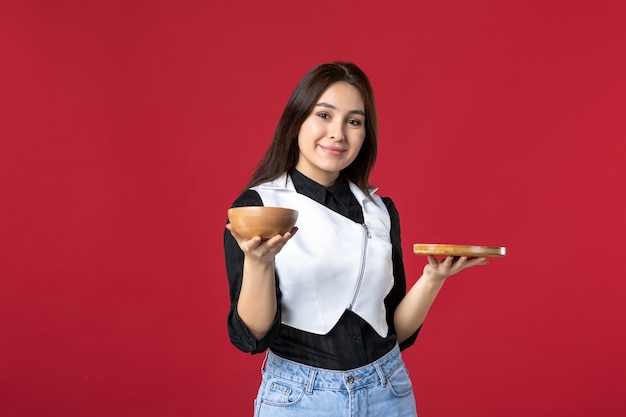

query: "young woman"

left=224, top=62, right=487, bottom=416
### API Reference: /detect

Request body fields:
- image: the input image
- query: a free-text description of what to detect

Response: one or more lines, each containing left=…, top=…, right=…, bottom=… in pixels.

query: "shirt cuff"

left=228, top=307, right=281, bottom=354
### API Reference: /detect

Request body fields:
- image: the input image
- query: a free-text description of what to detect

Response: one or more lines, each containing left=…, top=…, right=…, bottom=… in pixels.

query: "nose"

left=329, top=119, right=345, bottom=141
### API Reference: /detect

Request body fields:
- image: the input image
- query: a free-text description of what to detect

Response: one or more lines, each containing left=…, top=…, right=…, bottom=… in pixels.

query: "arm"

left=226, top=225, right=297, bottom=339
left=224, top=190, right=297, bottom=351
left=394, top=255, right=487, bottom=343
left=382, top=197, right=419, bottom=349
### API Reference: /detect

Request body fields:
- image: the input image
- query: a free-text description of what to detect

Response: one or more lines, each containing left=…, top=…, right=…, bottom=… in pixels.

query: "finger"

left=427, top=255, right=438, bottom=267
left=266, top=233, right=284, bottom=245
left=226, top=225, right=264, bottom=248
left=261, top=232, right=296, bottom=256
left=240, top=235, right=263, bottom=251
left=266, top=226, right=299, bottom=243
left=466, top=257, right=488, bottom=267
left=279, top=227, right=298, bottom=240
left=450, top=256, right=469, bottom=272
left=454, top=256, right=468, bottom=266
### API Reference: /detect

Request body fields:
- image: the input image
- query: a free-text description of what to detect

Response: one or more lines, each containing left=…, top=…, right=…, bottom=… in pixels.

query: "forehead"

left=316, top=82, right=364, bottom=110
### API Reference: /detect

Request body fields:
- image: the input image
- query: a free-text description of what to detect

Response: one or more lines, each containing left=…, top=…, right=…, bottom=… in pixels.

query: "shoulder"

left=379, top=196, right=401, bottom=226
left=231, top=189, right=263, bottom=208
left=380, top=196, right=398, bottom=214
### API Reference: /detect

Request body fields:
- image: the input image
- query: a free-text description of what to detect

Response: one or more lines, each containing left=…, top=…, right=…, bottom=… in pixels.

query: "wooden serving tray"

left=413, top=244, right=506, bottom=258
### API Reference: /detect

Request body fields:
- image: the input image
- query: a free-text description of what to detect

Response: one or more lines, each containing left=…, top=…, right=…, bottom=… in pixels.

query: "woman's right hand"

left=226, top=224, right=298, bottom=264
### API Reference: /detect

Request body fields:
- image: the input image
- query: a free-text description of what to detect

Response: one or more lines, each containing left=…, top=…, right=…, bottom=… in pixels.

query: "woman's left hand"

left=423, top=255, right=488, bottom=282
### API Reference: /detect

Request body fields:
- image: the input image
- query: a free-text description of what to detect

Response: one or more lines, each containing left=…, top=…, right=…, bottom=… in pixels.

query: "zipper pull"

left=362, top=223, right=371, bottom=239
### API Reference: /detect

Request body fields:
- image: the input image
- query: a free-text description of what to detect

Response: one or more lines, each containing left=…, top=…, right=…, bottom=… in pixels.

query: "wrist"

left=421, top=266, right=448, bottom=284
left=244, top=257, right=275, bottom=272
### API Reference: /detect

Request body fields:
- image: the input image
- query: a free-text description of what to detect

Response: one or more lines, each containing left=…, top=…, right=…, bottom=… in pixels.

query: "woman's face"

left=295, top=81, right=366, bottom=186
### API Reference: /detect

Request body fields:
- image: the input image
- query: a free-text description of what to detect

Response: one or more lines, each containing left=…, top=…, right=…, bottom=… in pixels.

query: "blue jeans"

left=253, top=344, right=418, bottom=417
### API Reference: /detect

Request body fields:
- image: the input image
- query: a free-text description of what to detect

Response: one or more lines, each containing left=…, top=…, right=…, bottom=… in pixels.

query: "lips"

left=319, top=145, right=346, bottom=156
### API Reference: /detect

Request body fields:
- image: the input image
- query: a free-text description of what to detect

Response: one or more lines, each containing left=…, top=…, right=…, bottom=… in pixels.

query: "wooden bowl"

left=413, top=243, right=506, bottom=258
left=227, top=206, right=298, bottom=239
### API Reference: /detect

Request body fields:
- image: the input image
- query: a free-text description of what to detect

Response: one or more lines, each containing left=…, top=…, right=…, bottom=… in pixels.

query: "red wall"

left=2, top=1, right=625, bottom=416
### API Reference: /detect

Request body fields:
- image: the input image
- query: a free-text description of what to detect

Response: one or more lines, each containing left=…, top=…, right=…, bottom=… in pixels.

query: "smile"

left=319, top=145, right=346, bottom=156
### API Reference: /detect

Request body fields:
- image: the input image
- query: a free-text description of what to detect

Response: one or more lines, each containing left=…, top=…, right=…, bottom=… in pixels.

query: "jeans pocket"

left=260, top=377, right=305, bottom=407
left=387, top=365, right=414, bottom=398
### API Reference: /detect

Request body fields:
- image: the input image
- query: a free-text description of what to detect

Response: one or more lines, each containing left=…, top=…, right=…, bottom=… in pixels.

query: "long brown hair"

left=245, top=61, right=378, bottom=194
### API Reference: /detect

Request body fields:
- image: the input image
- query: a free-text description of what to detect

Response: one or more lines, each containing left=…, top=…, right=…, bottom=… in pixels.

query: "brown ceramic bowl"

left=227, top=206, right=298, bottom=239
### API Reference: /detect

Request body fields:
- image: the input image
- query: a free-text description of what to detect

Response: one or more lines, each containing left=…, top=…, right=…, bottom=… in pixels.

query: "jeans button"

left=347, top=375, right=355, bottom=384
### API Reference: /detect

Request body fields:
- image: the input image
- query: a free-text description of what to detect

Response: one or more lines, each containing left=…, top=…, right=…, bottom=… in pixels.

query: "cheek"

left=347, top=135, right=366, bottom=163
left=349, top=131, right=366, bottom=151
left=298, top=120, right=322, bottom=144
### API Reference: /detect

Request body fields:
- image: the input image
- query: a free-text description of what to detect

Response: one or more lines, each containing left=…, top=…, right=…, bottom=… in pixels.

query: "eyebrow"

left=315, top=102, right=366, bottom=116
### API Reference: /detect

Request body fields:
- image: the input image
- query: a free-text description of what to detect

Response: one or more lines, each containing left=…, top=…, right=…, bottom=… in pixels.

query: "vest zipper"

left=348, top=223, right=371, bottom=310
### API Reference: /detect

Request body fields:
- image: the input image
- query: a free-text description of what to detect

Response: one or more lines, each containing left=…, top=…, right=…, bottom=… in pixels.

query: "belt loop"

left=374, top=362, right=387, bottom=387
left=305, top=369, right=317, bottom=394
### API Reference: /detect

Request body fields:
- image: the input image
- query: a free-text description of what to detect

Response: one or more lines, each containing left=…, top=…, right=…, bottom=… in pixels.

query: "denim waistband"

left=263, top=344, right=404, bottom=392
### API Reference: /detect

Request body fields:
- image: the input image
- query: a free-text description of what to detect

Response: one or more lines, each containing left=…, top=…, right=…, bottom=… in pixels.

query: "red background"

left=2, top=1, right=625, bottom=416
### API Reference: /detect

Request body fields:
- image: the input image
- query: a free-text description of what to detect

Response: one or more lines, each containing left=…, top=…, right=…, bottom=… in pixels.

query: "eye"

left=317, top=112, right=331, bottom=120
left=348, top=119, right=363, bottom=127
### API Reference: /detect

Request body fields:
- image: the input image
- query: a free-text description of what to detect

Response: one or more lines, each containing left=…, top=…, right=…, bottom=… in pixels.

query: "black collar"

left=289, top=169, right=353, bottom=209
